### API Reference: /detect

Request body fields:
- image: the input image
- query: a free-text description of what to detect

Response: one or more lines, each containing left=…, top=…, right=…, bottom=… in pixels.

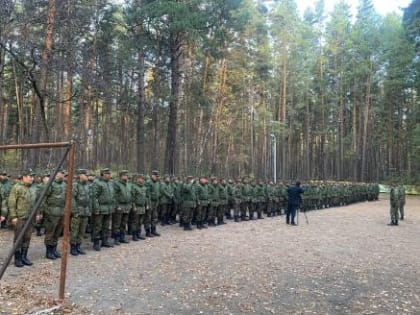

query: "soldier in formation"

left=1, top=167, right=391, bottom=268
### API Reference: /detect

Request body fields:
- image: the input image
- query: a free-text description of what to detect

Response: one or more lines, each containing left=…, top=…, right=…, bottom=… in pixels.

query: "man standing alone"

left=286, top=181, right=304, bottom=225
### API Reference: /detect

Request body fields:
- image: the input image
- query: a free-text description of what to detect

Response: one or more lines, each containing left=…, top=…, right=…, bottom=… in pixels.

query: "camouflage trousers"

left=390, top=203, right=399, bottom=223
left=399, top=202, right=405, bottom=219
left=182, top=206, right=194, bottom=225
left=92, top=213, right=111, bottom=240
left=145, top=201, right=159, bottom=230
left=218, top=204, right=226, bottom=220
left=13, top=219, right=33, bottom=250
left=207, top=205, right=218, bottom=221
left=129, top=210, right=145, bottom=234
left=112, top=211, right=129, bottom=236
left=196, top=204, right=209, bottom=223
left=44, top=215, right=63, bottom=246
left=233, top=202, right=241, bottom=217
left=159, top=203, right=172, bottom=222
left=70, top=215, right=89, bottom=245
left=241, top=201, right=251, bottom=218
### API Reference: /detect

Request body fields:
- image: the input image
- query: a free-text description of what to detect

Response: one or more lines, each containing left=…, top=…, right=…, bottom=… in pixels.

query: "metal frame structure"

left=0, top=141, right=75, bottom=302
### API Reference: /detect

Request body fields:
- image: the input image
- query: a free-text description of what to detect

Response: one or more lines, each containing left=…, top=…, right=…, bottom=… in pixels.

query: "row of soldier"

left=0, top=168, right=380, bottom=268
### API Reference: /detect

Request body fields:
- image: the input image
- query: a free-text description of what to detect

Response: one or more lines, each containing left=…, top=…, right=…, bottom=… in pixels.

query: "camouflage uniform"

left=70, top=169, right=92, bottom=255
left=42, top=172, right=66, bottom=259
left=218, top=181, right=228, bottom=225
left=180, top=177, right=196, bottom=230
left=195, top=177, right=210, bottom=229
left=159, top=176, right=174, bottom=225
left=0, top=172, right=12, bottom=228
left=389, top=185, right=400, bottom=226
left=7, top=170, right=38, bottom=267
left=91, top=169, right=115, bottom=250
left=145, top=170, right=161, bottom=237
left=398, top=185, right=406, bottom=220
left=112, top=170, right=132, bottom=244
left=241, top=180, right=252, bottom=220
left=232, top=180, right=243, bottom=222
left=130, top=174, right=149, bottom=240
left=208, top=179, right=220, bottom=226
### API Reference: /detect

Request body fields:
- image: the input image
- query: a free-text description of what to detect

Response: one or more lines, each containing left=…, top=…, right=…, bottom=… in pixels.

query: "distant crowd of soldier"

left=0, top=168, right=380, bottom=268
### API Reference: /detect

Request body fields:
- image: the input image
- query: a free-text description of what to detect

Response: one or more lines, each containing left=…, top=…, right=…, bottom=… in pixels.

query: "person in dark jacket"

left=286, top=181, right=304, bottom=225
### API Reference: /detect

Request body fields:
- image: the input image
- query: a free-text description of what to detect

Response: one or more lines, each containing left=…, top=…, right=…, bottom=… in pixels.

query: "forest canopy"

left=0, top=0, right=419, bottom=183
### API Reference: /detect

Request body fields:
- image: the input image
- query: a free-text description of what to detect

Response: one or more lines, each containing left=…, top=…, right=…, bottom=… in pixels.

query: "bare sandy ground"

left=1, top=194, right=419, bottom=315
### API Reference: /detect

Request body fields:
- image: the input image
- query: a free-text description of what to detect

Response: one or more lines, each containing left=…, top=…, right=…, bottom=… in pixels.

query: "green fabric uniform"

left=43, top=179, right=66, bottom=246
left=208, top=182, right=220, bottom=225
left=241, top=182, right=253, bottom=219
left=398, top=185, right=406, bottom=220
left=232, top=182, right=243, bottom=221
left=130, top=179, right=149, bottom=238
left=390, top=186, right=400, bottom=225
left=145, top=177, right=160, bottom=230
left=112, top=178, right=132, bottom=240
left=180, top=180, right=197, bottom=228
left=171, top=180, right=181, bottom=223
left=159, top=180, right=174, bottom=225
left=196, top=180, right=210, bottom=227
left=225, top=182, right=234, bottom=219
left=218, top=183, right=228, bottom=224
left=8, top=182, right=38, bottom=250
left=71, top=179, right=92, bottom=245
left=92, top=175, right=114, bottom=243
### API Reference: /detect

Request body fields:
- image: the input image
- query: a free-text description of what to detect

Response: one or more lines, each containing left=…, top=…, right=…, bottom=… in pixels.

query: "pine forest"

left=0, top=0, right=419, bottom=183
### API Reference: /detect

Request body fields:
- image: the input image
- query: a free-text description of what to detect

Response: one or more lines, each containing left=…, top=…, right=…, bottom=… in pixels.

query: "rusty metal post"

left=59, top=141, right=75, bottom=301
left=0, top=144, right=71, bottom=281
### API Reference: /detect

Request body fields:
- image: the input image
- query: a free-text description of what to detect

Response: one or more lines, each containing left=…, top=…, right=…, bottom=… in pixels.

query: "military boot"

left=52, top=245, right=61, bottom=258
left=93, top=239, right=101, bottom=251
left=102, top=238, right=114, bottom=247
left=234, top=215, right=240, bottom=222
left=132, top=231, right=139, bottom=241
left=257, top=213, right=264, bottom=219
left=112, top=233, right=121, bottom=246
left=217, top=217, right=226, bottom=225
left=70, top=244, right=79, bottom=256
left=196, top=221, right=202, bottom=230
left=14, top=250, right=24, bottom=268
left=146, top=228, right=153, bottom=237
left=184, top=223, right=193, bottom=231
left=241, top=215, right=249, bottom=221
left=76, top=243, right=86, bottom=255
left=36, top=226, right=42, bottom=236
left=21, top=248, right=33, bottom=266
left=46, top=245, right=56, bottom=260
left=151, top=226, right=160, bottom=236
left=137, top=230, right=146, bottom=240
left=120, top=232, right=129, bottom=243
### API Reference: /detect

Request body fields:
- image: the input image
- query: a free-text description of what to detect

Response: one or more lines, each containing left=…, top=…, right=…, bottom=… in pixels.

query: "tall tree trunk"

left=137, top=48, right=146, bottom=172
left=30, top=0, right=55, bottom=167
left=361, top=61, right=372, bottom=181
left=165, top=32, right=183, bottom=174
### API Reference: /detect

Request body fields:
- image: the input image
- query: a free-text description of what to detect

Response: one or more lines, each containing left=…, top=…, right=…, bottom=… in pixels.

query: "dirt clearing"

left=1, top=195, right=419, bottom=315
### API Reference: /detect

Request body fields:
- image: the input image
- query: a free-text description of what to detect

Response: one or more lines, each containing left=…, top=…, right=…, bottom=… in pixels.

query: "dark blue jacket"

left=287, top=185, right=304, bottom=207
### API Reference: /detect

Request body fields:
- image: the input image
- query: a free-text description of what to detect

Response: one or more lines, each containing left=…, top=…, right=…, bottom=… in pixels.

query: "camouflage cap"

left=21, top=168, right=36, bottom=176
left=134, top=173, right=145, bottom=178
left=100, top=168, right=111, bottom=175
left=151, top=170, right=159, bottom=176
left=119, top=170, right=129, bottom=176
left=77, top=169, right=88, bottom=175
